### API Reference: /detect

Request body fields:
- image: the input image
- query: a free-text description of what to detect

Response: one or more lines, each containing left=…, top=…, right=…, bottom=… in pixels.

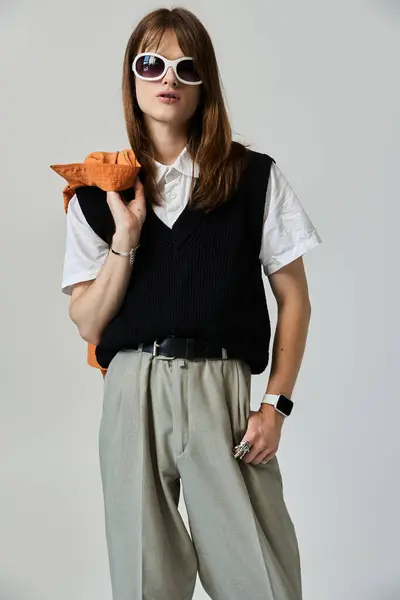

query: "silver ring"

left=239, top=441, right=252, bottom=452
left=233, top=440, right=252, bottom=460
left=261, top=459, right=269, bottom=464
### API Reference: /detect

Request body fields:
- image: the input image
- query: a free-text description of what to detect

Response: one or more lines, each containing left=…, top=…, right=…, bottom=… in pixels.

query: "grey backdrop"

left=1, top=0, right=399, bottom=599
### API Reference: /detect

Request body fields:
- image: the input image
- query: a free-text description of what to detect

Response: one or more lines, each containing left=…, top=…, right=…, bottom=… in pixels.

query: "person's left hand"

left=232, top=404, right=285, bottom=464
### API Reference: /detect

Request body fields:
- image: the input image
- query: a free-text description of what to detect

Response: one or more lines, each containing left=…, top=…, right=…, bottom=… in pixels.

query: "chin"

left=146, top=108, right=187, bottom=126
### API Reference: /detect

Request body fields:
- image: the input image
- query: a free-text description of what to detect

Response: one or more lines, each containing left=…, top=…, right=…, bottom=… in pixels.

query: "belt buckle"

left=153, top=339, right=175, bottom=360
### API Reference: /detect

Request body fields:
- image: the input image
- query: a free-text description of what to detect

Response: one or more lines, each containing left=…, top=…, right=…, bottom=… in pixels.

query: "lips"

left=157, top=92, right=180, bottom=100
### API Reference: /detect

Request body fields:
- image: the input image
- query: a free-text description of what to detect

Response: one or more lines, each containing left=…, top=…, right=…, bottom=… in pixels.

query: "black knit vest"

left=75, top=149, right=275, bottom=374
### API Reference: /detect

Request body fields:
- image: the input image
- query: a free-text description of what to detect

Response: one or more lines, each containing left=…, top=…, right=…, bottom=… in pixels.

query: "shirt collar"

left=154, top=145, right=199, bottom=184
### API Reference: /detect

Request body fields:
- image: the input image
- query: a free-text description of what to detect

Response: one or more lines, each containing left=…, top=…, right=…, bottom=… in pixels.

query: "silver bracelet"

left=110, top=243, right=140, bottom=266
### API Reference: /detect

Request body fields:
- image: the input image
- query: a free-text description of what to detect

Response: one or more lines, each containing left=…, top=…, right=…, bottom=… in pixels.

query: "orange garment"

left=50, top=148, right=141, bottom=213
left=50, top=149, right=141, bottom=378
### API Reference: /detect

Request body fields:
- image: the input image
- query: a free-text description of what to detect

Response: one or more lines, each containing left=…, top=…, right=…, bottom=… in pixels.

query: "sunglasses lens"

left=177, top=59, right=201, bottom=83
left=135, top=55, right=165, bottom=79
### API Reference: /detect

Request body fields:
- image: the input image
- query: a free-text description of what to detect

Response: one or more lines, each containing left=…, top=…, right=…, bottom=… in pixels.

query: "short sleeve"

left=61, top=194, right=110, bottom=295
left=259, top=162, right=322, bottom=276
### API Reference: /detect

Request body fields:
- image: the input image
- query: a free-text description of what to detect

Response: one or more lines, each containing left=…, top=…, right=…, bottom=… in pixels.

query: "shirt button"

left=170, top=192, right=176, bottom=199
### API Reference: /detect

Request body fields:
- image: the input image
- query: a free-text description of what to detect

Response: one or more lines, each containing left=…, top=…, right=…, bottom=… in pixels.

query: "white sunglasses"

left=132, top=52, right=202, bottom=85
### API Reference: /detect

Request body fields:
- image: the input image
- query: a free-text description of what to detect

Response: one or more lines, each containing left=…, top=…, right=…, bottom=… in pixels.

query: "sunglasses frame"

left=132, top=52, right=202, bottom=85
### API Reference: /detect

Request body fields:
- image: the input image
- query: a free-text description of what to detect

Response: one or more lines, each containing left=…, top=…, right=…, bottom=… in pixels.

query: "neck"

left=144, top=118, right=188, bottom=165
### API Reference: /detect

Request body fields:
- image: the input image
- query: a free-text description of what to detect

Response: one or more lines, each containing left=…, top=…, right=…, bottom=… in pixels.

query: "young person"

left=62, top=7, right=321, bottom=600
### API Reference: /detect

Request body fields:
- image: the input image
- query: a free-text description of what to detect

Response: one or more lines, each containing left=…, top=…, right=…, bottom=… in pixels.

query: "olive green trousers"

left=99, top=348, right=302, bottom=600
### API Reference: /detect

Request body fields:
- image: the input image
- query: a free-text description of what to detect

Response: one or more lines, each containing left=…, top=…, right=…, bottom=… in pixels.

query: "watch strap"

left=260, top=393, right=294, bottom=417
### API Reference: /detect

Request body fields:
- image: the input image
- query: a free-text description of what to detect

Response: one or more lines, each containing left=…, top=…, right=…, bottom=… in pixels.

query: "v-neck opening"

left=146, top=182, right=207, bottom=250
left=149, top=201, right=190, bottom=231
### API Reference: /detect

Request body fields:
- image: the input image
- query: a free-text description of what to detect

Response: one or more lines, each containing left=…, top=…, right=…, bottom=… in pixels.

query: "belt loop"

left=222, top=347, right=228, bottom=360
left=152, top=340, right=160, bottom=357
left=138, top=343, right=144, bottom=352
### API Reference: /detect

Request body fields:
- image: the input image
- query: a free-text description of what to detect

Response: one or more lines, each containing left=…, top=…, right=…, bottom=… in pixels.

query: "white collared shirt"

left=61, top=146, right=321, bottom=295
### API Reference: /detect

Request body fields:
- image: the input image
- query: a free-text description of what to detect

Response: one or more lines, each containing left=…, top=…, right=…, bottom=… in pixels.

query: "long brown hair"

left=121, top=7, right=250, bottom=212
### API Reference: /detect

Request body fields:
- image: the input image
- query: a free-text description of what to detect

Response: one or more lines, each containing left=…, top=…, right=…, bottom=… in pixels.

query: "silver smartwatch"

left=260, top=393, right=294, bottom=417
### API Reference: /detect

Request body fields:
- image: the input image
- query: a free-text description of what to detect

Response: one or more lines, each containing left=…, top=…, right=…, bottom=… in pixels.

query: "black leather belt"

left=136, top=337, right=229, bottom=360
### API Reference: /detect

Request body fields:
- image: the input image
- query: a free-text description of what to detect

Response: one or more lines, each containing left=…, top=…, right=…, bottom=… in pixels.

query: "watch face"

left=276, top=395, right=293, bottom=416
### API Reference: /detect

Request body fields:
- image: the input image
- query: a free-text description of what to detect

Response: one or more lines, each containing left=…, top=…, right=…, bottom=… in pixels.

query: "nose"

left=163, top=66, right=179, bottom=87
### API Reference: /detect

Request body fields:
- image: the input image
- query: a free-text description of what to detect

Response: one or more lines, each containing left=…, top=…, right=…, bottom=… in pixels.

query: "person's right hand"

left=106, top=177, right=146, bottom=247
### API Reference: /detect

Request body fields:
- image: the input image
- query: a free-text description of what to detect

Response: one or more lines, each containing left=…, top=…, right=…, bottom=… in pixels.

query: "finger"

left=252, top=449, right=273, bottom=465
left=262, top=453, right=275, bottom=465
left=133, top=177, right=146, bottom=203
left=106, top=191, right=124, bottom=215
left=232, top=436, right=252, bottom=453
left=106, top=190, right=123, bottom=203
left=242, top=445, right=263, bottom=464
left=232, top=436, right=254, bottom=452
